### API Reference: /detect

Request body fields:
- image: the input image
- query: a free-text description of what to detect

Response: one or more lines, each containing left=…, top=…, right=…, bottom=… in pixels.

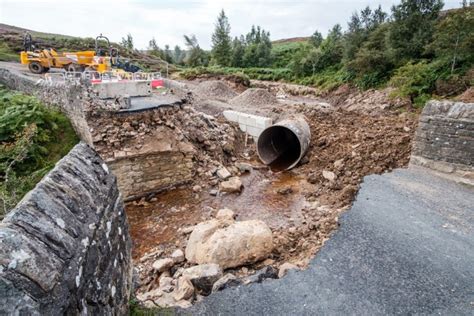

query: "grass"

left=0, top=42, right=18, bottom=62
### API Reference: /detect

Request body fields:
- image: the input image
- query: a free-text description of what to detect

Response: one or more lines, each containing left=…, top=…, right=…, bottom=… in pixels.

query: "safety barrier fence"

left=44, top=71, right=164, bottom=87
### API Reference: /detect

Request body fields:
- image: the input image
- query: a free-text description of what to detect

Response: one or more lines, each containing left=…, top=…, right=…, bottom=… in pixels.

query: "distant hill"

left=272, top=37, right=309, bottom=45
left=0, top=23, right=170, bottom=72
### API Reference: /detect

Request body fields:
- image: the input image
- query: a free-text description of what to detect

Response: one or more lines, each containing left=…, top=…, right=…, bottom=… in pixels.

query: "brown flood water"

left=126, top=169, right=310, bottom=259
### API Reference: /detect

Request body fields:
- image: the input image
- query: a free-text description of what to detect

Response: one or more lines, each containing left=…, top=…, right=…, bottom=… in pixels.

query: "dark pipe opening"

left=257, top=126, right=301, bottom=171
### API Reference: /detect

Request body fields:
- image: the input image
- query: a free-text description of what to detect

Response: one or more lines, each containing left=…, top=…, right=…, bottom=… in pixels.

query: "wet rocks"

left=182, top=264, right=223, bottom=295
left=185, top=216, right=273, bottom=269
left=219, top=176, right=243, bottom=193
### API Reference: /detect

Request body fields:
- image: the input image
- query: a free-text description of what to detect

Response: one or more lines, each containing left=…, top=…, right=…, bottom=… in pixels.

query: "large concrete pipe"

left=257, top=116, right=311, bottom=170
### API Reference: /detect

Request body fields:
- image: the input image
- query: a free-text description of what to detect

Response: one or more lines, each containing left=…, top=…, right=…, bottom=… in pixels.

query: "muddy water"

left=126, top=169, right=310, bottom=259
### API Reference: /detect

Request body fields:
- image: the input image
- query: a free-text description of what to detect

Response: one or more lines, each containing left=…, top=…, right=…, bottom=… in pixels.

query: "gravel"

left=193, top=80, right=237, bottom=101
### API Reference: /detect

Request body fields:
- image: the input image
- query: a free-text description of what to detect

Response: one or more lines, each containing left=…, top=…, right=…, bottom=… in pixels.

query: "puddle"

left=126, top=168, right=310, bottom=259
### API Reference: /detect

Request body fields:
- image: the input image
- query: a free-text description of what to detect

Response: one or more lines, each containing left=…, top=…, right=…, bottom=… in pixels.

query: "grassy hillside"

left=0, top=23, right=171, bottom=72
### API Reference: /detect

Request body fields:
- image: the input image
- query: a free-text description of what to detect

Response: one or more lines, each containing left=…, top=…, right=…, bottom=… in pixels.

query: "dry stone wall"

left=0, top=143, right=132, bottom=315
left=411, top=100, right=474, bottom=184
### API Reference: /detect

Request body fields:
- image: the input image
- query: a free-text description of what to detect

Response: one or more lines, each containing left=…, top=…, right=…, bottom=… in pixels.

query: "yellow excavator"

left=20, top=33, right=121, bottom=74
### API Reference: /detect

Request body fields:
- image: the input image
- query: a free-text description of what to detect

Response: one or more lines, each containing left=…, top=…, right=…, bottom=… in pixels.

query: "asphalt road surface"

left=186, top=166, right=474, bottom=315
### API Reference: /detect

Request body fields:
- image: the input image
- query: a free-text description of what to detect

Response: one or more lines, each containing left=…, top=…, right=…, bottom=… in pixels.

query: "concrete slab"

left=223, top=110, right=273, bottom=138
left=92, top=81, right=152, bottom=99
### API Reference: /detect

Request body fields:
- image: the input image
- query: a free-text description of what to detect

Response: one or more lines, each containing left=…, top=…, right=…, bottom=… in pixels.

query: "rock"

left=209, top=189, right=218, bottom=196
left=235, top=162, right=253, bottom=173
left=136, top=288, right=163, bottom=301
left=219, top=176, right=243, bottom=193
left=278, top=262, right=298, bottom=278
left=173, top=276, right=194, bottom=301
left=152, top=258, right=174, bottom=272
left=212, top=273, right=242, bottom=292
left=153, top=292, right=176, bottom=308
left=185, top=219, right=221, bottom=262
left=171, top=249, right=185, bottom=263
left=322, top=170, right=337, bottom=181
left=159, top=276, right=174, bottom=293
left=333, top=159, right=344, bottom=169
left=185, top=219, right=273, bottom=269
left=182, top=264, right=223, bottom=295
left=277, top=187, right=293, bottom=195
left=262, top=258, right=275, bottom=266
left=173, top=267, right=185, bottom=279
left=216, top=208, right=235, bottom=221
left=216, top=167, right=231, bottom=180
left=307, top=172, right=318, bottom=184
left=243, top=266, right=278, bottom=284
left=181, top=225, right=196, bottom=235
left=192, top=185, right=202, bottom=193
left=174, top=299, right=193, bottom=309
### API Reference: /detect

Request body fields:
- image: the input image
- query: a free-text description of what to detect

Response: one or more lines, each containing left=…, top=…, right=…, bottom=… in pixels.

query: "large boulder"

left=185, top=217, right=273, bottom=269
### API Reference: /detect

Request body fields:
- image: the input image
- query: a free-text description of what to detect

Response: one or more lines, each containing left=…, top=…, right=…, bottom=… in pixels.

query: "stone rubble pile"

left=88, top=105, right=240, bottom=164
left=134, top=208, right=301, bottom=309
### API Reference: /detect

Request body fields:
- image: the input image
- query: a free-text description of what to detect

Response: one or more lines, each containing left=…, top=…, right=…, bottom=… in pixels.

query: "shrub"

left=0, top=86, right=78, bottom=216
left=389, top=61, right=438, bottom=107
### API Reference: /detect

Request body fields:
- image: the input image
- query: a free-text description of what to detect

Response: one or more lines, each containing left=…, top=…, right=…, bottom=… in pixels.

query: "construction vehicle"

left=20, top=33, right=140, bottom=74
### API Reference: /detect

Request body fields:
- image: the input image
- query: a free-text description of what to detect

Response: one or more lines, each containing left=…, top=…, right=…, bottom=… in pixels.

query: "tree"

left=388, top=0, right=444, bottom=63
left=242, top=26, right=272, bottom=67
left=430, top=6, right=474, bottom=73
left=347, top=24, right=394, bottom=88
left=183, top=35, right=209, bottom=67
left=309, top=30, right=323, bottom=47
left=343, top=5, right=388, bottom=62
left=211, top=9, right=232, bottom=66
left=231, top=36, right=245, bottom=67
left=121, top=33, right=134, bottom=50
left=163, top=45, right=173, bottom=63
left=173, top=45, right=185, bottom=65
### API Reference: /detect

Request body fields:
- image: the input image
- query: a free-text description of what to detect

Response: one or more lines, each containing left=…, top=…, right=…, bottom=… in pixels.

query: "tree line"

left=121, top=0, right=473, bottom=105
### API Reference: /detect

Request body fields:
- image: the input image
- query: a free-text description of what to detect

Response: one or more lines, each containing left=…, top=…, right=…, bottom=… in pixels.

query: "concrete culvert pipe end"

left=257, top=116, right=311, bottom=171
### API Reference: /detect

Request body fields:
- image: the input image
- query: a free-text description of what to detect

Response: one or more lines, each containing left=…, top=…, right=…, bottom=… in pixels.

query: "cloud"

left=0, top=0, right=461, bottom=50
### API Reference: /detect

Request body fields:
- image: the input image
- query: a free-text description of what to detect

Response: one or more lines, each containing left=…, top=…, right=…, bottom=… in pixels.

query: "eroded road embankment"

left=185, top=166, right=474, bottom=315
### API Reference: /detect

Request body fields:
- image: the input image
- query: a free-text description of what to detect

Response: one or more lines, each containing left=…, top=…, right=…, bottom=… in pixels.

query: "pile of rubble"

left=135, top=208, right=298, bottom=309
left=230, top=88, right=278, bottom=107
left=88, top=104, right=242, bottom=165
left=325, top=84, right=410, bottom=113
left=193, top=80, right=238, bottom=102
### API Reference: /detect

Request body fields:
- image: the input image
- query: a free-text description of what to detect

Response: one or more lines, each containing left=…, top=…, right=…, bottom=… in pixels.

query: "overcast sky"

left=0, top=0, right=461, bottom=50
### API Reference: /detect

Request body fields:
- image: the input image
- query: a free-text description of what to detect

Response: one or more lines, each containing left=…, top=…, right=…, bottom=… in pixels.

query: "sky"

left=0, top=0, right=462, bottom=50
